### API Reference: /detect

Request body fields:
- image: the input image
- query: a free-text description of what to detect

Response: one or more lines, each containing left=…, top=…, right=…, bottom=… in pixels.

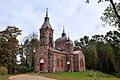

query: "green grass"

left=1, top=70, right=120, bottom=80
left=39, top=70, right=120, bottom=80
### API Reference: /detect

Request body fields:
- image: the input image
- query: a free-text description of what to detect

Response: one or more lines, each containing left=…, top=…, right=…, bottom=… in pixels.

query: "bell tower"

left=39, top=8, right=53, bottom=48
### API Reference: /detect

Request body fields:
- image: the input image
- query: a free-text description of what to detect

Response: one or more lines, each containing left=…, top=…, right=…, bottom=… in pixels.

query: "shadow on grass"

left=112, top=73, right=120, bottom=78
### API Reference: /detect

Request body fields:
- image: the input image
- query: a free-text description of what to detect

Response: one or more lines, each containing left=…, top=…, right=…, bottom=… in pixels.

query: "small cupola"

left=64, top=35, right=73, bottom=52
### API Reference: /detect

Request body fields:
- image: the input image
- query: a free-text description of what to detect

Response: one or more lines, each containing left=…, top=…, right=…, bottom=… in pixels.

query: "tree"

left=96, top=42, right=116, bottom=73
left=75, top=36, right=98, bottom=70
left=19, top=44, right=27, bottom=66
left=74, top=30, right=120, bottom=73
left=101, top=2, right=120, bottom=29
left=0, top=26, right=21, bottom=74
left=20, top=32, right=39, bottom=69
left=105, top=31, right=120, bottom=72
left=86, top=0, right=120, bottom=29
left=86, top=41, right=98, bottom=70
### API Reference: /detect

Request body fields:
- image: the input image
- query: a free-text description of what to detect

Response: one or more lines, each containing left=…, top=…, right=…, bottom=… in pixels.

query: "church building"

left=35, top=9, right=85, bottom=72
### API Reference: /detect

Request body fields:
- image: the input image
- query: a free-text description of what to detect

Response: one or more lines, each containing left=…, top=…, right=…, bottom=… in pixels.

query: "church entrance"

left=40, top=63, right=44, bottom=71
left=67, top=64, right=70, bottom=71
left=40, top=59, right=44, bottom=71
left=67, top=61, right=70, bottom=72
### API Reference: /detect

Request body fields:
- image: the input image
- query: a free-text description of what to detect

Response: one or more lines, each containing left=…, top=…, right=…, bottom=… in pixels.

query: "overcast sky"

left=0, top=0, right=118, bottom=43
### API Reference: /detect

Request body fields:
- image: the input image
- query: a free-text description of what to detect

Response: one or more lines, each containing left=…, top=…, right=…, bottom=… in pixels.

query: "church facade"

left=35, top=10, right=85, bottom=72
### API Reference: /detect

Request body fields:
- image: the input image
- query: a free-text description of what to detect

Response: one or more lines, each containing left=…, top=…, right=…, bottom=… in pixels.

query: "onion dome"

left=55, top=26, right=67, bottom=43
left=55, top=27, right=73, bottom=50
left=55, top=36, right=67, bottom=43
left=55, top=36, right=73, bottom=46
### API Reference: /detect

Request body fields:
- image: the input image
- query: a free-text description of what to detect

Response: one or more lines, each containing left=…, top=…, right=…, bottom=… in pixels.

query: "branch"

left=109, top=0, right=120, bottom=28
left=86, top=0, right=120, bottom=27
left=109, top=0, right=120, bottom=20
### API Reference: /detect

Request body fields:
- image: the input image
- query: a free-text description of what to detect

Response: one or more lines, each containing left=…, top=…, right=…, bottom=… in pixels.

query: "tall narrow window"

left=61, top=59, right=63, bottom=67
left=80, top=59, right=84, bottom=67
left=57, top=59, right=59, bottom=67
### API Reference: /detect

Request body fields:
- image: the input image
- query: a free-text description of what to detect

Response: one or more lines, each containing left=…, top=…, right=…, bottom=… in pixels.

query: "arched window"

left=80, top=59, right=84, bottom=67
left=67, top=61, right=70, bottom=65
left=40, top=59, right=44, bottom=63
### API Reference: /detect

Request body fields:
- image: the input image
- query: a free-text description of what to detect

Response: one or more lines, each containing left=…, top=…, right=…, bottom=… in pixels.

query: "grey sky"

left=0, top=0, right=118, bottom=43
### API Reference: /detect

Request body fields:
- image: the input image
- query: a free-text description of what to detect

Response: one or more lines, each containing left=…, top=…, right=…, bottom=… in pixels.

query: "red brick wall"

left=53, top=52, right=65, bottom=72
left=78, top=50, right=86, bottom=71
left=35, top=49, right=85, bottom=72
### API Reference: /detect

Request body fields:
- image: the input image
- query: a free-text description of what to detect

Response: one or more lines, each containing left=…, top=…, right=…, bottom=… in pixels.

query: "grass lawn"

left=1, top=70, right=120, bottom=80
left=39, top=70, right=120, bottom=80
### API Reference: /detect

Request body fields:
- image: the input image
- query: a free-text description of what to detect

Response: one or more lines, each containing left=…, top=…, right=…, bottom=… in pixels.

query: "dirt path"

left=9, top=74, right=57, bottom=80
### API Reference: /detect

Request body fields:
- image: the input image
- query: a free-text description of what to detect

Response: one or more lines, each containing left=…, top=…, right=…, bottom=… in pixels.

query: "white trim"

left=67, top=61, right=70, bottom=65
left=40, top=59, right=44, bottom=63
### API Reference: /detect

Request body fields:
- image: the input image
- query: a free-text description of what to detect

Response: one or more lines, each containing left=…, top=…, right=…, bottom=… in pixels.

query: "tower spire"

left=63, top=26, right=65, bottom=33
left=40, top=8, right=52, bottom=29
left=46, top=8, right=48, bottom=17
left=62, top=26, right=66, bottom=37
left=44, top=8, right=49, bottom=21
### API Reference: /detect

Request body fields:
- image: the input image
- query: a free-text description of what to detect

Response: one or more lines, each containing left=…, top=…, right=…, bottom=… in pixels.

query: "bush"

left=18, top=66, right=28, bottom=73
left=0, top=66, right=8, bottom=76
left=27, top=68, right=34, bottom=72
left=112, top=73, right=120, bottom=78
left=18, top=66, right=34, bottom=73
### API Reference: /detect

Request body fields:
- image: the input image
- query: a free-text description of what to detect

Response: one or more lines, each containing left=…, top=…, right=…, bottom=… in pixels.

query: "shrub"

left=18, top=66, right=28, bottom=73
left=0, top=66, right=8, bottom=76
left=112, top=73, right=120, bottom=78
left=27, top=68, right=34, bottom=72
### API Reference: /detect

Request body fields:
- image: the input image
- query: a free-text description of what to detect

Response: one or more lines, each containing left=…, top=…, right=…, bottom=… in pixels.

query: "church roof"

left=55, top=36, right=67, bottom=42
left=41, top=8, right=52, bottom=29
left=55, top=36, right=73, bottom=45
left=55, top=27, right=73, bottom=44
left=49, top=48, right=83, bottom=55
left=41, top=20, right=52, bottom=29
left=73, top=51, right=80, bottom=54
left=49, top=48, right=64, bottom=54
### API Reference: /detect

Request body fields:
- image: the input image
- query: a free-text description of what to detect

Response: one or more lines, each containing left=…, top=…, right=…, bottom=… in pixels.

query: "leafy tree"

left=75, top=36, right=98, bottom=70
left=96, top=42, right=116, bottom=73
left=74, top=30, right=120, bottom=73
left=86, top=0, right=120, bottom=29
left=86, top=41, right=98, bottom=70
left=0, top=26, right=21, bottom=74
left=105, top=31, right=120, bottom=72
left=101, top=2, right=120, bottom=29
left=20, top=32, right=39, bottom=69
left=19, top=44, right=27, bottom=66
